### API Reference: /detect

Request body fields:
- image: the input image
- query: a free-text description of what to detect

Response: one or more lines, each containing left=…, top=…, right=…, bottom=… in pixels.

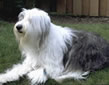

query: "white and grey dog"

left=0, top=8, right=109, bottom=85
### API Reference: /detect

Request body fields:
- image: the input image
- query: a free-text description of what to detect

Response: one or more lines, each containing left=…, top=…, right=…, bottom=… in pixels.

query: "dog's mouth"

left=18, top=30, right=23, bottom=33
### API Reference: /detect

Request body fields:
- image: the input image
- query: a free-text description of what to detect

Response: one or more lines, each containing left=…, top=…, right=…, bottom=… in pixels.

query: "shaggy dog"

left=0, top=8, right=109, bottom=85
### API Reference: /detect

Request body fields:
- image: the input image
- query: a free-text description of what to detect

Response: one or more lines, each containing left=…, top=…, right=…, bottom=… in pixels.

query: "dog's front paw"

left=0, top=74, right=6, bottom=84
left=27, top=68, right=47, bottom=85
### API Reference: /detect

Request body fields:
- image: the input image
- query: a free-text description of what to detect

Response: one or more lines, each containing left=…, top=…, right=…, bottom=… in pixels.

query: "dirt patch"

left=51, top=16, right=109, bottom=24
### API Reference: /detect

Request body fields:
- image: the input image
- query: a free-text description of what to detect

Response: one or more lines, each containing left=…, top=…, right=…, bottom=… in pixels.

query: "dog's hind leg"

left=0, top=62, right=32, bottom=84
left=54, top=71, right=90, bottom=82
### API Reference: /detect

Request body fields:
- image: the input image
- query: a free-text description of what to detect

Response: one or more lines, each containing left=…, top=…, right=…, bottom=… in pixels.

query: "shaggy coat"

left=0, top=8, right=109, bottom=85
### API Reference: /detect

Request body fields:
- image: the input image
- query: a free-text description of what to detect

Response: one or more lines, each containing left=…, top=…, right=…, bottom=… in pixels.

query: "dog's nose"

left=16, top=24, right=22, bottom=31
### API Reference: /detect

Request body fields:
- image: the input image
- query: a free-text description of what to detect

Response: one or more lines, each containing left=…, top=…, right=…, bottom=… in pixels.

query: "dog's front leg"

left=0, top=62, right=32, bottom=84
left=27, top=67, right=48, bottom=85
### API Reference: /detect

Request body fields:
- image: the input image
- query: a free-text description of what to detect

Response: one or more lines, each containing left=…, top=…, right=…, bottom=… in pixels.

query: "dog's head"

left=14, top=8, right=51, bottom=47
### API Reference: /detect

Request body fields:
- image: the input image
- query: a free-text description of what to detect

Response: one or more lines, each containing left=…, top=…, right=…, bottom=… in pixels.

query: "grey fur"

left=64, top=30, right=109, bottom=72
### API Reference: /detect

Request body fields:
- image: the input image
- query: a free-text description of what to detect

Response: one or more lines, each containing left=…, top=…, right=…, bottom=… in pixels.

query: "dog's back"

left=64, top=30, right=109, bottom=72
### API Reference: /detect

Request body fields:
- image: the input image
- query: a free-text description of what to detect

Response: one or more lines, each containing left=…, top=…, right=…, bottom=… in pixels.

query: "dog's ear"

left=39, top=14, right=51, bottom=46
left=22, top=8, right=27, bottom=11
left=30, top=11, right=51, bottom=46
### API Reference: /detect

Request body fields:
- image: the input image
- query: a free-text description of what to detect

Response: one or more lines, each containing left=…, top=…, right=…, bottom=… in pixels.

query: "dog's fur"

left=0, top=8, right=109, bottom=85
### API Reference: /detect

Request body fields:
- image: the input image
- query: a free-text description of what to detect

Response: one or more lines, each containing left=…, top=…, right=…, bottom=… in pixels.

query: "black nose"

left=16, top=24, right=22, bottom=30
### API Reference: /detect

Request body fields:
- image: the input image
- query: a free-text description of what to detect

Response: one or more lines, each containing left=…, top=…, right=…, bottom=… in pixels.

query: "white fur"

left=0, top=8, right=88, bottom=85
left=54, top=71, right=90, bottom=82
left=27, top=68, right=47, bottom=84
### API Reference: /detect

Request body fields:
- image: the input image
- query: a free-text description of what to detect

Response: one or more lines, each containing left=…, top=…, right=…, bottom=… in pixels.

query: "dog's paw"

left=0, top=74, right=6, bottom=84
left=82, top=71, right=90, bottom=77
left=54, top=71, right=90, bottom=82
left=74, top=71, right=90, bottom=80
left=27, top=68, right=47, bottom=85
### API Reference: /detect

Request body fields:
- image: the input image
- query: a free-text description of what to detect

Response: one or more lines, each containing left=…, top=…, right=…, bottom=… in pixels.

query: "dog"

left=0, top=8, right=109, bottom=85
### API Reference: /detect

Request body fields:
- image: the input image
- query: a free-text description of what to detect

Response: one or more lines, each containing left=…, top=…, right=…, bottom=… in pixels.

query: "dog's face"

left=14, top=8, right=51, bottom=45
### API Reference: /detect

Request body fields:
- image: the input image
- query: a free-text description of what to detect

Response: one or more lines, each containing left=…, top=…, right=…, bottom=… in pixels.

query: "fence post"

left=106, top=0, right=109, bottom=16
left=66, top=0, right=73, bottom=14
left=99, top=0, right=107, bottom=16
left=57, top=0, right=66, bottom=14
left=90, top=0, right=99, bottom=16
left=82, top=0, right=90, bottom=16
left=73, top=0, right=82, bottom=16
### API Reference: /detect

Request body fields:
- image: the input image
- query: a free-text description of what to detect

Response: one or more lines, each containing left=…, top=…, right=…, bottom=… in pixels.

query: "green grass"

left=0, top=21, right=109, bottom=85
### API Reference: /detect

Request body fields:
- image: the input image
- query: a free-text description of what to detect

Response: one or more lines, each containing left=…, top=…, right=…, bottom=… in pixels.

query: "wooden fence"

left=0, top=0, right=109, bottom=17
left=57, top=0, right=109, bottom=16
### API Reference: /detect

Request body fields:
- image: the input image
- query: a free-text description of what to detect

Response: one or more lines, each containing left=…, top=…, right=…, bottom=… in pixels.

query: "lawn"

left=0, top=20, right=109, bottom=85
